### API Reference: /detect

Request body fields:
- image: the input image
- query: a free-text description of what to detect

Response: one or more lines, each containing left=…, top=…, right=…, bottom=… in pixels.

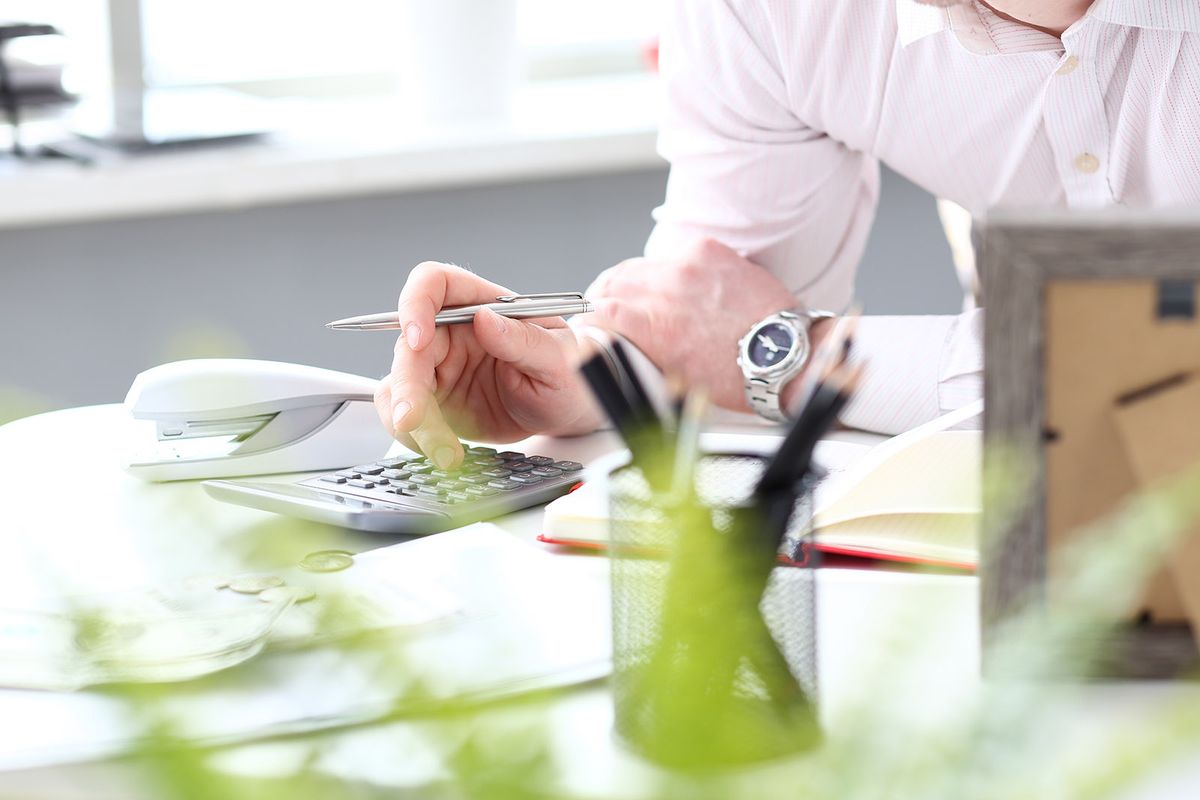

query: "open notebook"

left=539, top=402, right=982, bottom=571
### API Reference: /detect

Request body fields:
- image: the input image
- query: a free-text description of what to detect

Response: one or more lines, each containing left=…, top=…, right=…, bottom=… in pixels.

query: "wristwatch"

left=738, top=308, right=835, bottom=422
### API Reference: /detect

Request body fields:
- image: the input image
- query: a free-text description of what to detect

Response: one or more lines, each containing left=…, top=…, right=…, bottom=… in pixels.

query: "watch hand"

left=757, top=334, right=781, bottom=352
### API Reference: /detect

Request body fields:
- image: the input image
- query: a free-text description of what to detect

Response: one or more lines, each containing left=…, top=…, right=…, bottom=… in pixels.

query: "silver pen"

left=325, top=292, right=594, bottom=331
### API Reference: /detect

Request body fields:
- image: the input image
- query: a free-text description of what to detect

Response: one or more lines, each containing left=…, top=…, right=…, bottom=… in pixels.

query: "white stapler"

left=122, top=359, right=395, bottom=482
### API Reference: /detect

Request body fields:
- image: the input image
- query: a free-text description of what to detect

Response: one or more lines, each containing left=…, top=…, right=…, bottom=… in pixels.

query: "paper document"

left=0, top=525, right=611, bottom=772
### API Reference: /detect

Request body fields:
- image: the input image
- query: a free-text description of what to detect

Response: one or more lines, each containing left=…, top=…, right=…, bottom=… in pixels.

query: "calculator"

left=203, top=446, right=585, bottom=534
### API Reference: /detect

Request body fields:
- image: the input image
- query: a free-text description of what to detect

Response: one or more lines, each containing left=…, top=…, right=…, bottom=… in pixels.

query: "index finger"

left=397, top=262, right=515, bottom=352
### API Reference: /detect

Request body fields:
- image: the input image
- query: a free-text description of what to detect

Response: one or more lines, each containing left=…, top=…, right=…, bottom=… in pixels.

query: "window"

left=8, top=0, right=663, bottom=98
left=519, top=0, right=661, bottom=78
left=140, top=0, right=405, bottom=87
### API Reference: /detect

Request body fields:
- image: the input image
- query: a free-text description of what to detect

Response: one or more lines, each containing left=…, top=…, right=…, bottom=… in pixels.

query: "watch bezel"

left=738, top=313, right=811, bottom=379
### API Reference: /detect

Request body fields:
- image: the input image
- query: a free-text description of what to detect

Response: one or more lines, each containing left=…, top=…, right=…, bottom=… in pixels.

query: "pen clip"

left=494, top=292, right=586, bottom=303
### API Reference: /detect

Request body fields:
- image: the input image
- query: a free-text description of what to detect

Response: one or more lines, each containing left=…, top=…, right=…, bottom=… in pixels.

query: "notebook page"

left=816, top=513, right=979, bottom=566
left=813, top=401, right=983, bottom=529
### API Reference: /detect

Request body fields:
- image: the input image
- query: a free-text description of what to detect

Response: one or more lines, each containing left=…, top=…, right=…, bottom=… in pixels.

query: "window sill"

left=0, top=74, right=663, bottom=231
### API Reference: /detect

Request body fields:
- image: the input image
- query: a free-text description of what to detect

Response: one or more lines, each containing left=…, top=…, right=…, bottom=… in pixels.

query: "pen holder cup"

left=609, top=453, right=820, bottom=770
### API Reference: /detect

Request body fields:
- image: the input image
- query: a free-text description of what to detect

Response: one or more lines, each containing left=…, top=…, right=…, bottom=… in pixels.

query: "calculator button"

left=481, top=468, right=512, bottom=478
left=353, top=465, right=385, bottom=476
left=487, top=479, right=521, bottom=491
left=506, top=462, right=535, bottom=473
left=376, top=457, right=410, bottom=468
left=407, top=462, right=434, bottom=474
left=465, top=486, right=500, bottom=497
left=525, top=456, right=555, bottom=466
left=431, top=469, right=463, bottom=480
left=467, top=446, right=497, bottom=456
left=347, top=479, right=376, bottom=489
left=416, top=486, right=446, bottom=498
left=320, top=475, right=348, bottom=484
left=372, top=476, right=392, bottom=485
left=446, top=491, right=470, bottom=503
left=336, top=469, right=361, bottom=479
left=408, top=474, right=437, bottom=486
left=531, top=467, right=563, bottom=478
left=510, top=474, right=543, bottom=485
left=470, top=456, right=505, bottom=467
left=496, top=451, right=524, bottom=461
left=381, top=469, right=411, bottom=480
left=553, top=461, right=583, bottom=472
left=459, top=475, right=491, bottom=486
left=438, top=480, right=466, bottom=491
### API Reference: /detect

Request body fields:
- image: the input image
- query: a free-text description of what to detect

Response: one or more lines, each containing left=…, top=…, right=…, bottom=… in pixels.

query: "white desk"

left=1, top=406, right=1198, bottom=798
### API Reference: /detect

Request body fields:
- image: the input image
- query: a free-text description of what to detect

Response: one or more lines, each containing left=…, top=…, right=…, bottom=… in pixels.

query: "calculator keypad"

left=300, top=448, right=584, bottom=517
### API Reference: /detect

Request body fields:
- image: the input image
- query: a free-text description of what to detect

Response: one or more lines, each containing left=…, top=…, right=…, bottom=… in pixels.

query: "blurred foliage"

left=0, top=387, right=50, bottom=426
left=609, top=463, right=820, bottom=770
left=7, top=448, right=1200, bottom=800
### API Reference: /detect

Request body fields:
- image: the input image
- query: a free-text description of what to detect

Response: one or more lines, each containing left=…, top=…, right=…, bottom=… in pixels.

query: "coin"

left=259, top=586, right=316, bottom=604
left=298, top=550, right=355, bottom=573
left=227, top=575, right=285, bottom=594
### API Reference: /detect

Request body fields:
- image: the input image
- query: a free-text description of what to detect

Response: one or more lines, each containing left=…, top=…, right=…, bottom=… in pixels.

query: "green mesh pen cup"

left=609, top=453, right=820, bottom=769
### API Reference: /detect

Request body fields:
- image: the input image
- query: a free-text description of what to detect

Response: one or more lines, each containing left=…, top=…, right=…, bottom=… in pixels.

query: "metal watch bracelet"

left=741, top=308, right=835, bottom=423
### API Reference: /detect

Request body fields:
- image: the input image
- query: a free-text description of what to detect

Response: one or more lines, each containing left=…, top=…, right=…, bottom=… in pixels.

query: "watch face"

left=747, top=322, right=795, bottom=369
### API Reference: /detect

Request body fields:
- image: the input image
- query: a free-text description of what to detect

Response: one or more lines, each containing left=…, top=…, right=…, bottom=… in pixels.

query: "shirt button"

left=1075, top=153, right=1101, bottom=174
left=1056, top=55, right=1080, bottom=76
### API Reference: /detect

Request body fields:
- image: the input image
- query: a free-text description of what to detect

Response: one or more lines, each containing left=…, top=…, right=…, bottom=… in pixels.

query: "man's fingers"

left=372, top=378, right=394, bottom=433
left=372, top=383, right=423, bottom=452
left=386, top=332, right=436, bottom=435
left=407, top=399, right=464, bottom=470
left=375, top=357, right=461, bottom=466
left=396, top=262, right=512, bottom=352
left=396, top=262, right=451, bottom=352
left=472, top=307, right=572, bottom=384
left=589, top=298, right=656, bottom=346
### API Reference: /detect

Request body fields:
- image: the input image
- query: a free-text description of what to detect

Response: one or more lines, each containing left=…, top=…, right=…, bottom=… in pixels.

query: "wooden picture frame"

left=982, top=208, right=1200, bottom=679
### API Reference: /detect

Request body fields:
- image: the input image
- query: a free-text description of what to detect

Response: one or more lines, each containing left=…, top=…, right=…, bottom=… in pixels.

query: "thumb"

left=472, top=307, right=570, bottom=383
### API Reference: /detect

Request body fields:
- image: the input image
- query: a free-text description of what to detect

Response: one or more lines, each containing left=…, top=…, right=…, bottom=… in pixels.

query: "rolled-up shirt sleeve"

left=644, top=0, right=880, bottom=311
left=841, top=310, right=984, bottom=435
left=644, top=0, right=983, bottom=437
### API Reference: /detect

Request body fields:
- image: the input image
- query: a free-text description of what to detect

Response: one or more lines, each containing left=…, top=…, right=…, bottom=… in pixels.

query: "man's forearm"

left=835, top=311, right=984, bottom=435
left=780, top=311, right=984, bottom=436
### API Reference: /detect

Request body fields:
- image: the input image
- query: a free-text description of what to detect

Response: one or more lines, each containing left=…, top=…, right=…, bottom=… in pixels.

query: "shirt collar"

left=1086, top=0, right=1200, bottom=33
left=897, top=0, right=1200, bottom=47
left=894, top=1, right=1039, bottom=54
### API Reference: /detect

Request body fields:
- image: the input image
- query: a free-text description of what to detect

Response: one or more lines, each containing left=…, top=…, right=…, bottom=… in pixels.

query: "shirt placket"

left=1041, top=22, right=1115, bottom=207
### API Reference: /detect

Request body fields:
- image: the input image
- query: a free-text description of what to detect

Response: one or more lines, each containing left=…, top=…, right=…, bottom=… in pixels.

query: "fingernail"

left=433, top=446, right=456, bottom=470
left=405, top=323, right=422, bottom=349
left=391, top=401, right=412, bottom=430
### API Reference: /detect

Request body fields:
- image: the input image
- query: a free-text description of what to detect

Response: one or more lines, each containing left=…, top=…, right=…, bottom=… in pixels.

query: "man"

left=374, top=0, right=1200, bottom=469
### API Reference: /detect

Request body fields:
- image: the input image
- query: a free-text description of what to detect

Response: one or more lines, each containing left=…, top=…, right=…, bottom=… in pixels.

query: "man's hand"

left=583, top=239, right=799, bottom=411
left=374, top=263, right=603, bottom=469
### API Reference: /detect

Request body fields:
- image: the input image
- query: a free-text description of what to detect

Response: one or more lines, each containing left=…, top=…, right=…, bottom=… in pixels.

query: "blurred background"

left=0, top=0, right=961, bottom=418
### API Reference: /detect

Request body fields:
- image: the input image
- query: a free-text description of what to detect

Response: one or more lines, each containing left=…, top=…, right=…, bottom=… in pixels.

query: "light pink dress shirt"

left=644, top=0, right=1200, bottom=433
